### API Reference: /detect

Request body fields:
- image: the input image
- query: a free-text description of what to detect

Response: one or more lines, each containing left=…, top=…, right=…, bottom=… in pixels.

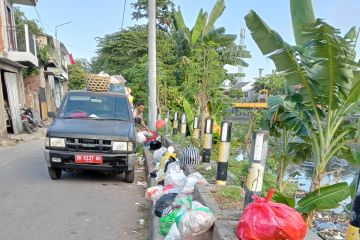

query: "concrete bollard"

left=173, top=112, right=178, bottom=135
left=346, top=170, right=360, bottom=240
left=216, top=121, right=232, bottom=186
left=244, top=130, right=269, bottom=208
left=164, top=110, right=170, bottom=135
left=192, top=116, right=200, bottom=140
left=180, top=113, right=187, bottom=142
left=202, top=118, right=213, bottom=163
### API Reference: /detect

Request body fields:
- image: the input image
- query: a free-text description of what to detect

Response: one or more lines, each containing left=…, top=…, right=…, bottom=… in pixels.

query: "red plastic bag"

left=236, top=189, right=306, bottom=240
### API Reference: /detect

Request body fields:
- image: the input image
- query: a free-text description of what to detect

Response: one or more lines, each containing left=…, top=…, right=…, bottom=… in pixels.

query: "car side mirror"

left=48, top=112, right=56, bottom=118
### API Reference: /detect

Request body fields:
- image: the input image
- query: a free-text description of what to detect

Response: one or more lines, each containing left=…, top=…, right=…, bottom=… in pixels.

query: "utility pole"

left=148, top=0, right=157, bottom=131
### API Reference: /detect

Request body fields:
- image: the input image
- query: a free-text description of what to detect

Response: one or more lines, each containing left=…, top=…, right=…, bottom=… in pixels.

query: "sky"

left=20, top=0, right=360, bottom=81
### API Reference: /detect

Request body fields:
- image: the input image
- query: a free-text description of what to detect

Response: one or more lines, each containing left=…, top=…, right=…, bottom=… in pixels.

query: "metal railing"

left=6, top=24, right=36, bottom=56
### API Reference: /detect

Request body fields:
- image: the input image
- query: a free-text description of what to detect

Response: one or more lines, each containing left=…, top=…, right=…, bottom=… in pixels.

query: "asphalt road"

left=0, top=139, right=147, bottom=240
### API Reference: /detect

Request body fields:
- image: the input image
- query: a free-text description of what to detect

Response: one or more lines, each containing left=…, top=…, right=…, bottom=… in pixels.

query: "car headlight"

left=50, top=138, right=65, bottom=148
left=113, top=142, right=133, bottom=151
left=45, top=137, right=50, bottom=147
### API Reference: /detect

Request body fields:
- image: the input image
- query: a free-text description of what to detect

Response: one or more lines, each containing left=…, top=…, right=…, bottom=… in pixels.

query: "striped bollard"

left=244, top=130, right=269, bottom=208
left=346, top=170, right=360, bottom=240
left=202, top=118, right=213, bottom=163
left=216, top=121, right=232, bottom=185
left=192, top=116, right=200, bottom=140
left=180, top=113, right=187, bottom=142
left=173, top=112, right=178, bottom=135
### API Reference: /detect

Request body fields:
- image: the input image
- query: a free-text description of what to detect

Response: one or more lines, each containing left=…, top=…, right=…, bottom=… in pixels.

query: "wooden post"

left=244, top=130, right=269, bottom=208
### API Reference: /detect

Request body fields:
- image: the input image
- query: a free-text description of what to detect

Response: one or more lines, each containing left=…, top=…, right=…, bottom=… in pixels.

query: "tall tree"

left=172, top=0, right=250, bottom=140
left=131, top=0, right=174, bottom=30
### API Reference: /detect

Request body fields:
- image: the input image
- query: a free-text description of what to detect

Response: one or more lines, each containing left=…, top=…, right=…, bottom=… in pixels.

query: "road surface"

left=0, top=139, right=148, bottom=240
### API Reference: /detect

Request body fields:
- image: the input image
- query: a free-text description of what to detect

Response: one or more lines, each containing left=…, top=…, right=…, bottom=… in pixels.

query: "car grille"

left=65, top=138, right=112, bottom=152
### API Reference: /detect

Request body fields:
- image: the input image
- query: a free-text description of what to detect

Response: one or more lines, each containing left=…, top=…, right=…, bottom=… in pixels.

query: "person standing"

left=133, top=103, right=148, bottom=131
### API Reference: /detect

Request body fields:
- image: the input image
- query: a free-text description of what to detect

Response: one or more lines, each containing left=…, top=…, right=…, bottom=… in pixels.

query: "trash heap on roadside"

left=146, top=140, right=215, bottom=239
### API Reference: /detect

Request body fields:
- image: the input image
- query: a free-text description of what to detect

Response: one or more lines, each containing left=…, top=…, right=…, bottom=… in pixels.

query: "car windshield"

left=58, top=94, right=130, bottom=121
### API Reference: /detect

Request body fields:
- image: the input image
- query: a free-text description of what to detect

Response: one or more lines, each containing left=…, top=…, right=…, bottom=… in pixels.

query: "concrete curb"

left=144, top=148, right=164, bottom=240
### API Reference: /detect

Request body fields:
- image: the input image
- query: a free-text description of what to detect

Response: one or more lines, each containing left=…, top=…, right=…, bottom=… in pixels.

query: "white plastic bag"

left=181, top=172, right=208, bottom=194
left=165, top=168, right=186, bottom=188
left=136, top=132, right=146, bottom=144
left=153, top=147, right=167, bottom=163
left=175, top=196, right=216, bottom=237
left=164, top=223, right=181, bottom=240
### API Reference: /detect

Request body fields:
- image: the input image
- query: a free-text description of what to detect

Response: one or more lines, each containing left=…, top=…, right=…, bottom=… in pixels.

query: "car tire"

left=125, top=170, right=134, bottom=183
left=48, top=167, right=62, bottom=180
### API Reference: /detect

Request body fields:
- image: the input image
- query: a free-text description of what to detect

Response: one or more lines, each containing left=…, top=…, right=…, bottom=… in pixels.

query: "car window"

left=59, top=94, right=130, bottom=121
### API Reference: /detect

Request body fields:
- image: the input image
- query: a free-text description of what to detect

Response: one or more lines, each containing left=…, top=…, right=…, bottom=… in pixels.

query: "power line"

left=32, top=6, right=95, bottom=55
left=121, top=0, right=127, bottom=29
left=33, top=6, right=54, bottom=33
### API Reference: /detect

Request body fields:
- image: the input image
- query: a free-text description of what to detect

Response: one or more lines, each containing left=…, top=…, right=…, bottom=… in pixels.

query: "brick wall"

left=23, top=75, right=40, bottom=111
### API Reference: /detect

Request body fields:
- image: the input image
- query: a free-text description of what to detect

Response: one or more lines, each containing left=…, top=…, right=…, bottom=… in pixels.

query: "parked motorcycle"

left=21, top=108, right=38, bottom=133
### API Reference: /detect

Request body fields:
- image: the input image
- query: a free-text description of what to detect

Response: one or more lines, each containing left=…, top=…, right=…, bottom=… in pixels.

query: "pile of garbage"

left=146, top=141, right=215, bottom=239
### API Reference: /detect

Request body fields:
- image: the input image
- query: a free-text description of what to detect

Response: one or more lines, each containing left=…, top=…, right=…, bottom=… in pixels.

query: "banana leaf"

left=183, top=98, right=194, bottom=133
left=204, top=0, right=225, bottom=36
left=296, top=182, right=350, bottom=213
left=191, top=9, right=207, bottom=44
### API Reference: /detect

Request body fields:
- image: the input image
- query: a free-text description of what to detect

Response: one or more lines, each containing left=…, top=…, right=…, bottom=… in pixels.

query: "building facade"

left=0, top=0, right=38, bottom=138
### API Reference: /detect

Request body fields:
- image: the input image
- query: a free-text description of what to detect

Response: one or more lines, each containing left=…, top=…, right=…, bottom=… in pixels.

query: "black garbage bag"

left=150, top=140, right=162, bottom=151
left=154, top=193, right=178, bottom=217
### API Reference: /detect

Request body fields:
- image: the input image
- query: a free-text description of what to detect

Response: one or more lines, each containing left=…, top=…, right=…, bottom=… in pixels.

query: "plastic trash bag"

left=164, top=223, right=181, bottom=240
left=165, top=167, right=186, bottom=188
left=160, top=209, right=180, bottom=236
left=153, top=147, right=167, bottom=163
left=145, top=184, right=173, bottom=200
left=236, top=189, right=307, bottom=240
left=181, top=172, right=208, bottom=194
left=164, top=157, right=177, bottom=173
left=155, top=193, right=178, bottom=217
left=136, top=132, right=147, bottom=144
left=175, top=196, right=216, bottom=237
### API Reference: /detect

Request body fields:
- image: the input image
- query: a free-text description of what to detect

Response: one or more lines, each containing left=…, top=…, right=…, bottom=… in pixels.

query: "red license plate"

left=75, top=155, right=103, bottom=164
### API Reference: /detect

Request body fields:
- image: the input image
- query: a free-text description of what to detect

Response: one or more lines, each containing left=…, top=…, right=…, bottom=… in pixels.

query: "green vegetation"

left=68, top=62, right=87, bottom=90
left=246, top=1, right=360, bottom=224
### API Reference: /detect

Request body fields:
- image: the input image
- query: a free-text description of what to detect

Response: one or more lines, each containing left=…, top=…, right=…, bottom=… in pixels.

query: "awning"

left=0, top=57, right=26, bottom=69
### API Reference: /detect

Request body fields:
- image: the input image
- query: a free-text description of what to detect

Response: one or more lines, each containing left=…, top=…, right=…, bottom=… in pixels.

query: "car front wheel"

left=48, top=167, right=62, bottom=180
left=125, top=170, right=134, bottom=183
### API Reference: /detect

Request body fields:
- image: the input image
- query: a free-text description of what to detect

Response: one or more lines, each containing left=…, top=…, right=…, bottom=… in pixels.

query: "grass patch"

left=195, top=165, right=216, bottom=180
left=212, top=185, right=244, bottom=210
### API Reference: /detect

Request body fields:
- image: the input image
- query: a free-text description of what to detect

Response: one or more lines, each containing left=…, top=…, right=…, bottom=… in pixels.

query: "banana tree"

left=245, top=10, right=360, bottom=223
left=172, top=0, right=250, bottom=141
left=265, top=95, right=311, bottom=191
